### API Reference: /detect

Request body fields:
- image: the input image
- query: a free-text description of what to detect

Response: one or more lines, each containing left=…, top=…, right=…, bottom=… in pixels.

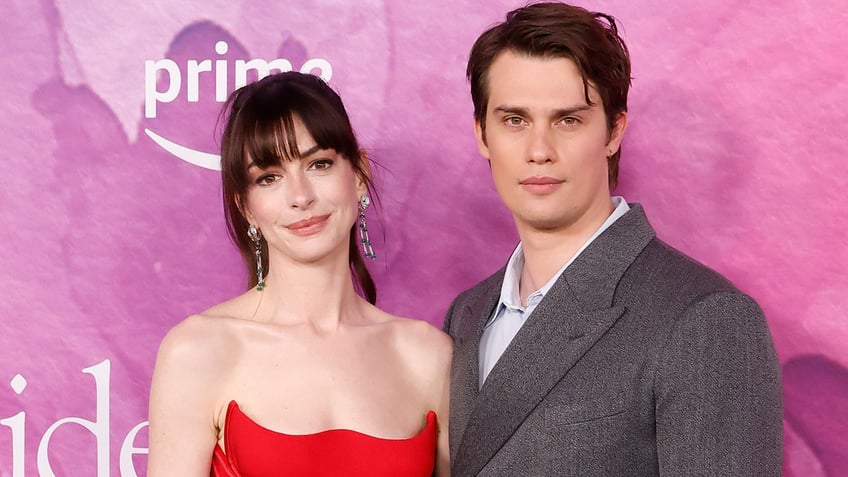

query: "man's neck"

left=516, top=199, right=615, bottom=304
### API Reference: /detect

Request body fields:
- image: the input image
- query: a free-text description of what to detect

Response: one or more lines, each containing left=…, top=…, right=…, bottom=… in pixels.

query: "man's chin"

left=515, top=214, right=576, bottom=233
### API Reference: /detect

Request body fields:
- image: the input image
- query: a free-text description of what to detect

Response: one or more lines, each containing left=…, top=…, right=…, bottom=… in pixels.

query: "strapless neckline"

left=212, top=400, right=439, bottom=476
left=225, top=400, right=436, bottom=441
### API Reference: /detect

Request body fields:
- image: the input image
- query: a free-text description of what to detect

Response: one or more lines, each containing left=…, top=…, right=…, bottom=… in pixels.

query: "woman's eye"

left=309, top=159, right=334, bottom=171
left=255, top=174, right=280, bottom=186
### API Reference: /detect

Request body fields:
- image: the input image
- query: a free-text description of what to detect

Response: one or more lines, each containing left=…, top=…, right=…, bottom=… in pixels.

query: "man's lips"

left=520, top=176, right=564, bottom=185
left=520, top=176, right=564, bottom=194
left=285, top=214, right=330, bottom=236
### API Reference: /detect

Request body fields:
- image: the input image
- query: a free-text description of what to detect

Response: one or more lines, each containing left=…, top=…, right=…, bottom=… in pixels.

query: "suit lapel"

left=452, top=204, right=656, bottom=476
left=448, top=270, right=502, bottom=462
left=453, top=280, right=625, bottom=476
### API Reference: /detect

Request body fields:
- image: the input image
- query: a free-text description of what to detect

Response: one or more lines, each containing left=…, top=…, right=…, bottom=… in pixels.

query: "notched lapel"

left=453, top=278, right=626, bottom=476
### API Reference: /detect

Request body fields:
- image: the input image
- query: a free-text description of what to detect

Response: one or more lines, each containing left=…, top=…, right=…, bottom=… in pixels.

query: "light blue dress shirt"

left=478, top=197, right=630, bottom=388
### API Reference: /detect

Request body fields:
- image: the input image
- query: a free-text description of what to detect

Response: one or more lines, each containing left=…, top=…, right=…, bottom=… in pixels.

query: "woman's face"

left=243, top=116, right=366, bottom=265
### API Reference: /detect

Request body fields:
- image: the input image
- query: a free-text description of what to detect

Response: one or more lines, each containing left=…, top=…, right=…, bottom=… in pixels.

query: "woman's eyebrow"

left=298, top=145, right=323, bottom=157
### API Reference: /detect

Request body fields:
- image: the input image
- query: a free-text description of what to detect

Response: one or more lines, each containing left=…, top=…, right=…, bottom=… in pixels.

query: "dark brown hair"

left=219, top=72, right=376, bottom=303
left=467, top=2, right=631, bottom=187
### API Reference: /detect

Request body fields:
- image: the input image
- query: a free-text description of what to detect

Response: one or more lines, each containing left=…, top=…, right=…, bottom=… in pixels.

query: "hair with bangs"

left=219, top=71, right=376, bottom=303
left=467, top=2, right=632, bottom=188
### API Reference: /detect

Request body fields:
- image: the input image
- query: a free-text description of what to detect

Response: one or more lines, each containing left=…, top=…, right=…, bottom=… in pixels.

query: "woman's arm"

left=431, top=329, right=453, bottom=477
left=147, top=316, right=223, bottom=477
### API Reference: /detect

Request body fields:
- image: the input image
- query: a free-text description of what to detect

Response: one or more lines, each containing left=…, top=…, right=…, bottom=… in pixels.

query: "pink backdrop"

left=1, top=0, right=845, bottom=475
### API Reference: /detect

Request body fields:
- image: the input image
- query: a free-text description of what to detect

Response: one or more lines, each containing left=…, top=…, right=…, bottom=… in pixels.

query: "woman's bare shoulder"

left=156, top=295, right=255, bottom=368
left=374, top=312, right=452, bottom=412
left=376, top=311, right=453, bottom=364
left=396, top=316, right=452, bottom=347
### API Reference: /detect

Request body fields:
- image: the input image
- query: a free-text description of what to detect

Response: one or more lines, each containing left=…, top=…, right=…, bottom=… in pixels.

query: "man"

left=443, top=3, right=783, bottom=476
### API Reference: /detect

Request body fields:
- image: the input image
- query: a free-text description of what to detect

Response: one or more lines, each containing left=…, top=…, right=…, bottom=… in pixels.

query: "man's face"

left=475, top=51, right=626, bottom=235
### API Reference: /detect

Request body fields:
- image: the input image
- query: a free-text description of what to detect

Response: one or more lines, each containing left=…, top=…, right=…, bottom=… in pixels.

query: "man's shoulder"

left=611, top=204, right=747, bottom=300
left=443, top=267, right=506, bottom=333
left=643, top=238, right=735, bottom=289
left=618, top=238, right=773, bottom=366
left=452, top=266, right=507, bottom=306
left=624, top=237, right=758, bottom=315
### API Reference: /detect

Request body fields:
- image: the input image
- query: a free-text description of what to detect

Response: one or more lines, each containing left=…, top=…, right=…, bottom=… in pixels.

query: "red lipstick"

left=285, top=214, right=330, bottom=236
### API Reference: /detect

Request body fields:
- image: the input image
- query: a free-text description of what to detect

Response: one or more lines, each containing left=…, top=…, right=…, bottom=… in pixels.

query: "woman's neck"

left=251, top=249, right=365, bottom=331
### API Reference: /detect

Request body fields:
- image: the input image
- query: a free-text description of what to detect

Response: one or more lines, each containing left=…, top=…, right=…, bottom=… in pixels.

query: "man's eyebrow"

left=492, top=104, right=593, bottom=117
left=493, top=105, right=529, bottom=116
left=550, top=105, right=592, bottom=117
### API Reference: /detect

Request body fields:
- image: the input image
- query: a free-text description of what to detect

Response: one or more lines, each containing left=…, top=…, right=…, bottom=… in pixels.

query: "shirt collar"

left=495, top=196, right=630, bottom=313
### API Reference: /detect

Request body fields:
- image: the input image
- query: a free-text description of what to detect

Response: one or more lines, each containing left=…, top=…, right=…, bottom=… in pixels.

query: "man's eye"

left=506, top=117, right=525, bottom=126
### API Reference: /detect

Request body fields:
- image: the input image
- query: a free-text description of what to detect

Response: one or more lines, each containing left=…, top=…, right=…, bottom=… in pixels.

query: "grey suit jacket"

left=443, top=204, right=782, bottom=476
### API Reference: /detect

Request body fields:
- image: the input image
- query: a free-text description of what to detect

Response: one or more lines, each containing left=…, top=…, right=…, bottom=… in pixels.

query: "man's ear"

left=355, top=148, right=372, bottom=197
left=606, top=112, right=628, bottom=154
left=474, top=119, right=490, bottom=160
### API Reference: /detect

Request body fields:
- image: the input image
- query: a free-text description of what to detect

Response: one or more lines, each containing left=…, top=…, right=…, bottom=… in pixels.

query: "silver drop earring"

left=358, top=195, right=376, bottom=260
left=247, top=224, right=265, bottom=291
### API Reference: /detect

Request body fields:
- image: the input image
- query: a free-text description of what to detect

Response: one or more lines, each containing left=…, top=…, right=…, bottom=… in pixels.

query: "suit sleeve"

left=442, top=294, right=461, bottom=335
left=654, top=291, right=783, bottom=476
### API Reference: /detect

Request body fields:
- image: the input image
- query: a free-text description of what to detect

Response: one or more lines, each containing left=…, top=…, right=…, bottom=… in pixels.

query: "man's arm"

left=442, top=296, right=459, bottom=335
left=655, top=291, right=783, bottom=476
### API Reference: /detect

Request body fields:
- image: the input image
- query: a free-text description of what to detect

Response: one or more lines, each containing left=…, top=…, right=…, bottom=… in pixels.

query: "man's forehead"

left=486, top=54, right=602, bottom=106
left=487, top=92, right=600, bottom=115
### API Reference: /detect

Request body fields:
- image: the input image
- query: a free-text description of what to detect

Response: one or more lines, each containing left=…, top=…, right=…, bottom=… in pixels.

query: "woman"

left=148, top=72, right=451, bottom=476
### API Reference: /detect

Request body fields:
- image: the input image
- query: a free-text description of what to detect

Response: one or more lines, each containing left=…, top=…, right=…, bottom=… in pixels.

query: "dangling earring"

left=358, top=195, right=376, bottom=260
left=247, top=224, right=265, bottom=291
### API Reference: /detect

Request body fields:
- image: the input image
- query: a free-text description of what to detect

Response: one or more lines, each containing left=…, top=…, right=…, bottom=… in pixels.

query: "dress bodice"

left=211, top=401, right=437, bottom=476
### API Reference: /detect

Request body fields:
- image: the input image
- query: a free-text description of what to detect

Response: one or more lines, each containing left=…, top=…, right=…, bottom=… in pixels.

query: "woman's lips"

left=285, top=214, right=330, bottom=236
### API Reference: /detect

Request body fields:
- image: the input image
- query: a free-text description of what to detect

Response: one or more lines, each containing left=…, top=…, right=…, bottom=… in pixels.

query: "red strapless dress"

left=211, top=401, right=437, bottom=477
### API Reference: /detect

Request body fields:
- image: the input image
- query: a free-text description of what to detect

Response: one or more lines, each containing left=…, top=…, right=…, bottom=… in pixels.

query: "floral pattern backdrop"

left=0, top=0, right=845, bottom=475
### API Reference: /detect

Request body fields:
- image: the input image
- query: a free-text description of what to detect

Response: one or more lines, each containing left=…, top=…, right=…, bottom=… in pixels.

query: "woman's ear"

left=236, top=194, right=255, bottom=224
left=355, top=148, right=372, bottom=197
